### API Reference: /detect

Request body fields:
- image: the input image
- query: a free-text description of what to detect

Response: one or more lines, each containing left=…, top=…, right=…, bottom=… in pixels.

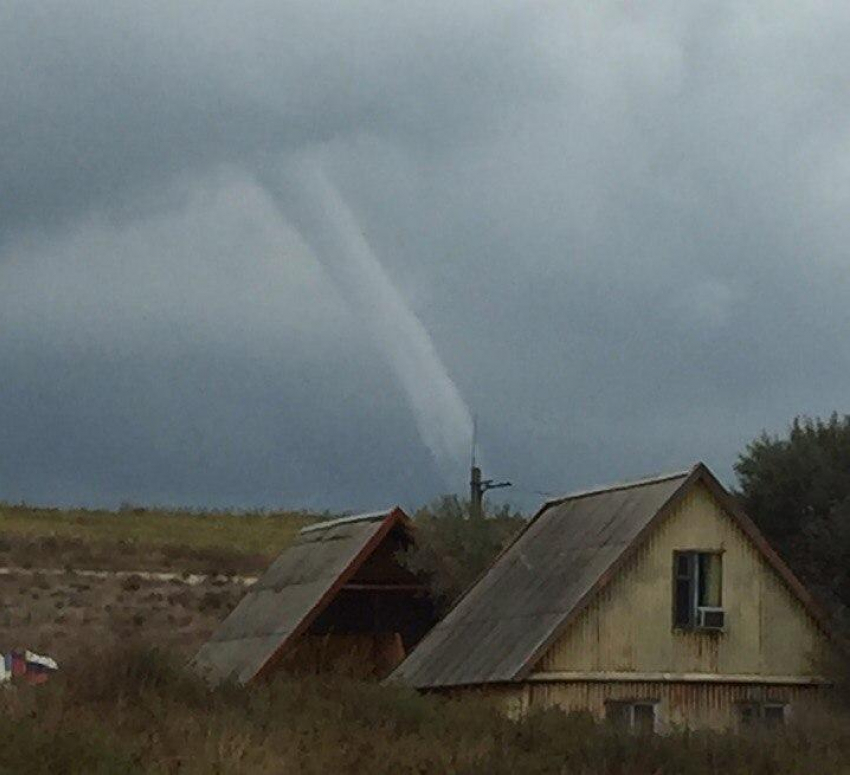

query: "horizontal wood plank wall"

left=528, top=680, right=822, bottom=730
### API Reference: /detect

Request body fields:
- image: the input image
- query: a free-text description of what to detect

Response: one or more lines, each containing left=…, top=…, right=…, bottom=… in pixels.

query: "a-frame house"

left=392, top=464, right=835, bottom=730
left=195, top=507, right=436, bottom=684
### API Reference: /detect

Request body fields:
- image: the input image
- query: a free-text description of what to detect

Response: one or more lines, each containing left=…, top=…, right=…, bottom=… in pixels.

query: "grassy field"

left=0, top=503, right=317, bottom=559
left=2, top=642, right=849, bottom=775
left=0, top=503, right=320, bottom=664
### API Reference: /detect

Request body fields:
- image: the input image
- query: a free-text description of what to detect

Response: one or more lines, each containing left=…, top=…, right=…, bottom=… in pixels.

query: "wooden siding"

left=533, top=483, right=829, bottom=678
left=528, top=680, right=822, bottom=731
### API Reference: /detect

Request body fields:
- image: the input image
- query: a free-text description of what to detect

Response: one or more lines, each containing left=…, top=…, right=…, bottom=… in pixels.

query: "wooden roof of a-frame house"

left=194, top=506, right=414, bottom=684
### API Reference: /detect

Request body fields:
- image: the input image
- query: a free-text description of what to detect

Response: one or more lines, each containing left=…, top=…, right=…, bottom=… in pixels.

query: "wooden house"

left=392, top=463, right=836, bottom=730
left=194, top=507, right=436, bottom=684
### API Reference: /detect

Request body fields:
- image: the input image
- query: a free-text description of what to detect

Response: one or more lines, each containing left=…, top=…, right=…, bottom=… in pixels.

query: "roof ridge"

left=542, top=465, right=696, bottom=509
left=299, top=508, right=395, bottom=534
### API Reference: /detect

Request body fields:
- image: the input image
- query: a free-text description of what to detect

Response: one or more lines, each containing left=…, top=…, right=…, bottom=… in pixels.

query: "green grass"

left=0, top=504, right=321, bottom=572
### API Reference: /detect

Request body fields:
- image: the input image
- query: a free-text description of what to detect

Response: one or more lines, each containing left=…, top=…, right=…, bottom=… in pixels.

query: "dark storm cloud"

left=0, top=2, right=543, bottom=237
left=2, top=1, right=850, bottom=509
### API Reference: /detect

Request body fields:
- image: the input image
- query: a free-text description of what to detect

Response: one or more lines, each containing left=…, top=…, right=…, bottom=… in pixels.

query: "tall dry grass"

left=1, top=642, right=849, bottom=774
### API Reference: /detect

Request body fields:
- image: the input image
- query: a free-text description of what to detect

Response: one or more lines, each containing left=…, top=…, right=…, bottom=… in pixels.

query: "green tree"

left=735, top=413, right=850, bottom=626
left=401, top=495, right=525, bottom=616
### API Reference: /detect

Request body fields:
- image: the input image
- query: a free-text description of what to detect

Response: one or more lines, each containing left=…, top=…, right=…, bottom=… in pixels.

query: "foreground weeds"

left=1, top=644, right=848, bottom=774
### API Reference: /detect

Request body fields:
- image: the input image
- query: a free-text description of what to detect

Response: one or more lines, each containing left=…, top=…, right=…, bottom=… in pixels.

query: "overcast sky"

left=2, top=1, right=849, bottom=513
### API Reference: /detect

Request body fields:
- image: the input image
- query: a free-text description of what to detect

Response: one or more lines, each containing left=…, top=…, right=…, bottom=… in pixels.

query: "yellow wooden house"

left=392, top=463, right=836, bottom=730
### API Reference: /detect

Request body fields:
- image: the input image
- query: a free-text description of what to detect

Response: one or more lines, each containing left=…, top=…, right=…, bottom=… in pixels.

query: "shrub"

left=0, top=721, right=140, bottom=775
left=0, top=640, right=849, bottom=773
left=400, top=495, right=525, bottom=614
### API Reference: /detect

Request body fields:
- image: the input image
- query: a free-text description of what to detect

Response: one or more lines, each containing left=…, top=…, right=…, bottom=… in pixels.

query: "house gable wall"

left=534, top=483, right=828, bottom=678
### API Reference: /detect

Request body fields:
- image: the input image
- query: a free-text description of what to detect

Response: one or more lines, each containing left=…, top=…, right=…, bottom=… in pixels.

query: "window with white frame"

left=605, top=700, right=657, bottom=733
left=673, top=551, right=724, bottom=630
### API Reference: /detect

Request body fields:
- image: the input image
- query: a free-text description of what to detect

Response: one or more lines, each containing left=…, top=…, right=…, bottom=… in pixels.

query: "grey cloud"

left=1, top=2, right=545, bottom=239
left=2, top=1, right=850, bottom=510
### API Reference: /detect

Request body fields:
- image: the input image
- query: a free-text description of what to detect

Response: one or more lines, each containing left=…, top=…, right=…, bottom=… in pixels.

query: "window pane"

left=739, top=704, right=758, bottom=726
left=605, top=702, right=629, bottom=729
left=633, top=704, right=655, bottom=734
left=764, top=705, right=785, bottom=726
left=676, top=553, right=691, bottom=577
left=675, top=578, right=692, bottom=627
left=698, top=553, right=722, bottom=607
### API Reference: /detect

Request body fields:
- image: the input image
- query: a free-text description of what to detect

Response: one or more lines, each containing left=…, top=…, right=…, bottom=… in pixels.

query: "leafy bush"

left=400, top=495, right=525, bottom=614
left=735, top=414, right=850, bottom=630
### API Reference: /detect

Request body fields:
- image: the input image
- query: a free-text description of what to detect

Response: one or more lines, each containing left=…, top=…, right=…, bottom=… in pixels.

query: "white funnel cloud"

left=267, top=155, right=474, bottom=481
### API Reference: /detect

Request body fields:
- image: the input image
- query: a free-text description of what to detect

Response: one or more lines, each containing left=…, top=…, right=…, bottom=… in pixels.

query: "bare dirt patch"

left=0, top=568, right=247, bottom=660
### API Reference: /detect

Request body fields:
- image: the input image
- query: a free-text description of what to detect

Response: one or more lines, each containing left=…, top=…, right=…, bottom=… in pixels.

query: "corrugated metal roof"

left=193, top=507, right=408, bottom=684
left=391, top=469, right=693, bottom=688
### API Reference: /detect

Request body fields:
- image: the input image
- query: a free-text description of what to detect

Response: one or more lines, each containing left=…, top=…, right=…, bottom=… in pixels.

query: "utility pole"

left=469, top=416, right=511, bottom=520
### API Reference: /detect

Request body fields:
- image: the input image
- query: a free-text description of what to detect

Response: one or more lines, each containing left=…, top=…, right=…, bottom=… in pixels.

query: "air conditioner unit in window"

left=697, top=607, right=725, bottom=630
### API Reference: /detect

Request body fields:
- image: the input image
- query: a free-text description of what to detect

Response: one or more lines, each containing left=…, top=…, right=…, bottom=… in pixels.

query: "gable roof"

left=193, top=506, right=410, bottom=684
left=391, top=463, right=832, bottom=689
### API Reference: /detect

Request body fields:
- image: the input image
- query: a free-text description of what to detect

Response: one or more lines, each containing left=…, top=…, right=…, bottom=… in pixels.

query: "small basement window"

left=605, top=701, right=657, bottom=734
left=738, top=702, right=787, bottom=728
left=673, top=551, right=723, bottom=630
left=763, top=704, right=787, bottom=727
